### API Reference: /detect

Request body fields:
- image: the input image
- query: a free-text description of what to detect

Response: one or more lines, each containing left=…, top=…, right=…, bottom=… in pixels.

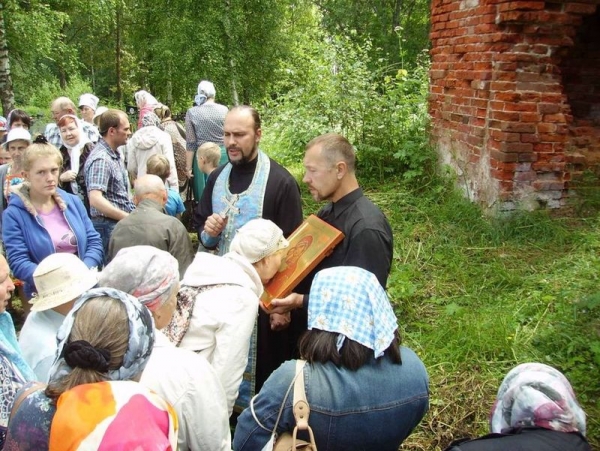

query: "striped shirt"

left=84, top=139, right=134, bottom=218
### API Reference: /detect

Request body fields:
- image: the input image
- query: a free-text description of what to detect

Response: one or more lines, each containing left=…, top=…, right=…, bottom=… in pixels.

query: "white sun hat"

left=30, top=253, right=98, bottom=312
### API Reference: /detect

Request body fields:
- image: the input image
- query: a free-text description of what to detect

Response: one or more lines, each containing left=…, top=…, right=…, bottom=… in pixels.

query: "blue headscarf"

left=308, top=266, right=398, bottom=358
left=0, top=312, right=35, bottom=382
left=49, top=287, right=155, bottom=383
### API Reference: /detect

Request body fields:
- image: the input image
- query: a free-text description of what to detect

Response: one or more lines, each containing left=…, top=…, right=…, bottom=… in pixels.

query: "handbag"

left=180, top=182, right=197, bottom=233
left=252, top=360, right=318, bottom=451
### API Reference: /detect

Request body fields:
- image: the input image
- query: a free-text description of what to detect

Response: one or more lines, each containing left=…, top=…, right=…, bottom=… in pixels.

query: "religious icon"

left=261, top=215, right=344, bottom=307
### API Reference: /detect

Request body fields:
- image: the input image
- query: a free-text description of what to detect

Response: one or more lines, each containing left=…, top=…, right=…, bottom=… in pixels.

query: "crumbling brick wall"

left=430, top=0, right=600, bottom=211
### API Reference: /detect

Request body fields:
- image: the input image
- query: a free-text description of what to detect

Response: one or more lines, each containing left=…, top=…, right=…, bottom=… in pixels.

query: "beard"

left=228, top=144, right=258, bottom=166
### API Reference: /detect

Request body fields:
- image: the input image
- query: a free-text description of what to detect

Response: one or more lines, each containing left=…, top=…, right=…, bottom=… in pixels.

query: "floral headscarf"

left=49, top=287, right=155, bottom=383
left=142, top=112, right=161, bottom=128
left=308, top=266, right=397, bottom=358
left=50, top=380, right=178, bottom=450
left=99, top=246, right=179, bottom=312
left=490, top=362, right=587, bottom=435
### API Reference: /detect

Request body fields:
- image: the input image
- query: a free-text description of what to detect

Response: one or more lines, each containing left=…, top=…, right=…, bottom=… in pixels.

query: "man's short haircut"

left=146, top=154, right=170, bottom=182
left=197, top=142, right=221, bottom=168
left=229, top=105, right=261, bottom=131
left=134, top=174, right=166, bottom=198
left=306, top=133, right=356, bottom=173
left=98, top=109, right=124, bottom=137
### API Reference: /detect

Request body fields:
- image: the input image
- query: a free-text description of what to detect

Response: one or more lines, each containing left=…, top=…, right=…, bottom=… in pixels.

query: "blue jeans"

left=234, top=346, right=429, bottom=451
left=91, top=217, right=117, bottom=266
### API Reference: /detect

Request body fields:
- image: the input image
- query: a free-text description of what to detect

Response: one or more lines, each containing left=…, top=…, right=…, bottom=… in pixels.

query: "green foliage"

left=316, top=0, right=430, bottom=71
left=376, top=181, right=599, bottom=448
left=263, top=28, right=434, bottom=185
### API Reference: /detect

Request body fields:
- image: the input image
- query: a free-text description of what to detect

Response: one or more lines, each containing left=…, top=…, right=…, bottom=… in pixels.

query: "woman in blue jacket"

left=234, top=266, right=429, bottom=451
left=2, top=137, right=103, bottom=299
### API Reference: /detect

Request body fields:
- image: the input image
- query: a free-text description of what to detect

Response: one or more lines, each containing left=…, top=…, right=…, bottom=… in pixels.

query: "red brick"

left=490, top=130, right=521, bottom=142
left=538, top=103, right=561, bottom=114
left=543, top=113, right=567, bottom=123
left=491, top=169, right=516, bottom=181
left=490, top=149, right=519, bottom=162
left=521, top=112, right=542, bottom=122
left=491, top=111, right=521, bottom=121
left=532, top=162, right=567, bottom=172
left=537, top=123, right=556, bottom=133
left=564, top=3, right=596, bottom=14
left=501, top=142, right=534, bottom=153
left=532, top=181, right=565, bottom=191
left=519, top=133, right=539, bottom=143
left=518, top=152, right=538, bottom=162
left=514, top=171, right=537, bottom=182
left=504, top=102, right=537, bottom=112
left=498, top=1, right=545, bottom=13
left=501, top=122, right=537, bottom=133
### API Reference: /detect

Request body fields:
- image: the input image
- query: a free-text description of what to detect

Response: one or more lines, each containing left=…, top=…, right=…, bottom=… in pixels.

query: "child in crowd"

left=197, top=141, right=221, bottom=176
left=146, top=154, right=185, bottom=219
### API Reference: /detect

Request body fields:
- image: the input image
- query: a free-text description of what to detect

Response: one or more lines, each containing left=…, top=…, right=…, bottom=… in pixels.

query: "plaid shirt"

left=45, top=122, right=100, bottom=148
left=84, top=138, right=134, bottom=218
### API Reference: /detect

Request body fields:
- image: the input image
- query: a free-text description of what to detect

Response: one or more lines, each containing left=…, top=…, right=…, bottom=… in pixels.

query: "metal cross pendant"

left=220, top=194, right=240, bottom=217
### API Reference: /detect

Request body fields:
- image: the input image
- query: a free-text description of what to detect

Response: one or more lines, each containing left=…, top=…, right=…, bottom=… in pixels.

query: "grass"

left=366, top=179, right=600, bottom=450
left=291, top=168, right=599, bottom=450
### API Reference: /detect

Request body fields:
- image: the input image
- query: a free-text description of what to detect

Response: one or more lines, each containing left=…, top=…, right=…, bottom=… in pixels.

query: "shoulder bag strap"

left=9, top=382, right=46, bottom=423
left=250, top=360, right=306, bottom=436
left=292, top=360, right=318, bottom=450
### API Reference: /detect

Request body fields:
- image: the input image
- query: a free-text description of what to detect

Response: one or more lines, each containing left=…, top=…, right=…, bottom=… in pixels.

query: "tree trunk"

left=115, top=1, right=123, bottom=104
left=0, top=2, right=15, bottom=116
left=224, top=0, right=239, bottom=105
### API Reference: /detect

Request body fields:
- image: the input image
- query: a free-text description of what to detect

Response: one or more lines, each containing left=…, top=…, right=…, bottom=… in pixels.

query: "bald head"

left=134, top=174, right=167, bottom=206
left=51, top=97, right=76, bottom=123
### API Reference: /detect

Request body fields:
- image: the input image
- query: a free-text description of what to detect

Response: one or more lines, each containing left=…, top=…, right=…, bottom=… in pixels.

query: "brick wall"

left=430, top=0, right=600, bottom=211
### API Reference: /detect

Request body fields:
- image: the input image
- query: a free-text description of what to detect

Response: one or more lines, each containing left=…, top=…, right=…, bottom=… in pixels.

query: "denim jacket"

left=233, top=346, right=429, bottom=451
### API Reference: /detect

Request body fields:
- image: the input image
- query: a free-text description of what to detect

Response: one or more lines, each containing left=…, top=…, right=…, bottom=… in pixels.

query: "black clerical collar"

left=331, top=188, right=363, bottom=218
left=230, top=154, right=259, bottom=175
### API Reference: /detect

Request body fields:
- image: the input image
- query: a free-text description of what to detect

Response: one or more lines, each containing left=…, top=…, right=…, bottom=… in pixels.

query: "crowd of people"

left=0, top=82, right=592, bottom=451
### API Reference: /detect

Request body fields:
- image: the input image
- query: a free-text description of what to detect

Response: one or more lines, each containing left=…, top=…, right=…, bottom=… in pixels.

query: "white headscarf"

left=59, top=114, right=90, bottom=195
left=195, top=80, right=216, bottom=106
left=135, top=90, right=159, bottom=108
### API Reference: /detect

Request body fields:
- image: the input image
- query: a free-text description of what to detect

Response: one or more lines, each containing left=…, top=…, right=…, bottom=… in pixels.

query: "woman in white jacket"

left=164, top=218, right=288, bottom=415
left=126, top=112, right=178, bottom=189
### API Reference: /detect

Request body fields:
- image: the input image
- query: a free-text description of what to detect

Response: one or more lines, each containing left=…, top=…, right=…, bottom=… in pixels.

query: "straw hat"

left=229, top=218, right=289, bottom=263
left=30, top=253, right=98, bottom=312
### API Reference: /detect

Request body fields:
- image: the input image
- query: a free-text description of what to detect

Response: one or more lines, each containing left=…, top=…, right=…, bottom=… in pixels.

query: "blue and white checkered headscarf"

left=49, top=287, right=155, bottom=383
left=307, top=266, right=398, bottom=358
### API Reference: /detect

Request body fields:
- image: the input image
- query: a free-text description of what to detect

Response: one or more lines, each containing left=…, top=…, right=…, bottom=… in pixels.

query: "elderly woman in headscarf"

left=57, top=114, right=93, bottom=214
left=134, top=89, right=160, bottom=129
left=99, top=246, right=232, bottom=451
left=184, top=80, right=228, bottom=201
left=233, top=266, right=430, bottom=451
left=444, top=363, right=592, bottom=451
left=164, top=218, right=289, bottom=415
left=3, top=287, right=168, bottom=450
